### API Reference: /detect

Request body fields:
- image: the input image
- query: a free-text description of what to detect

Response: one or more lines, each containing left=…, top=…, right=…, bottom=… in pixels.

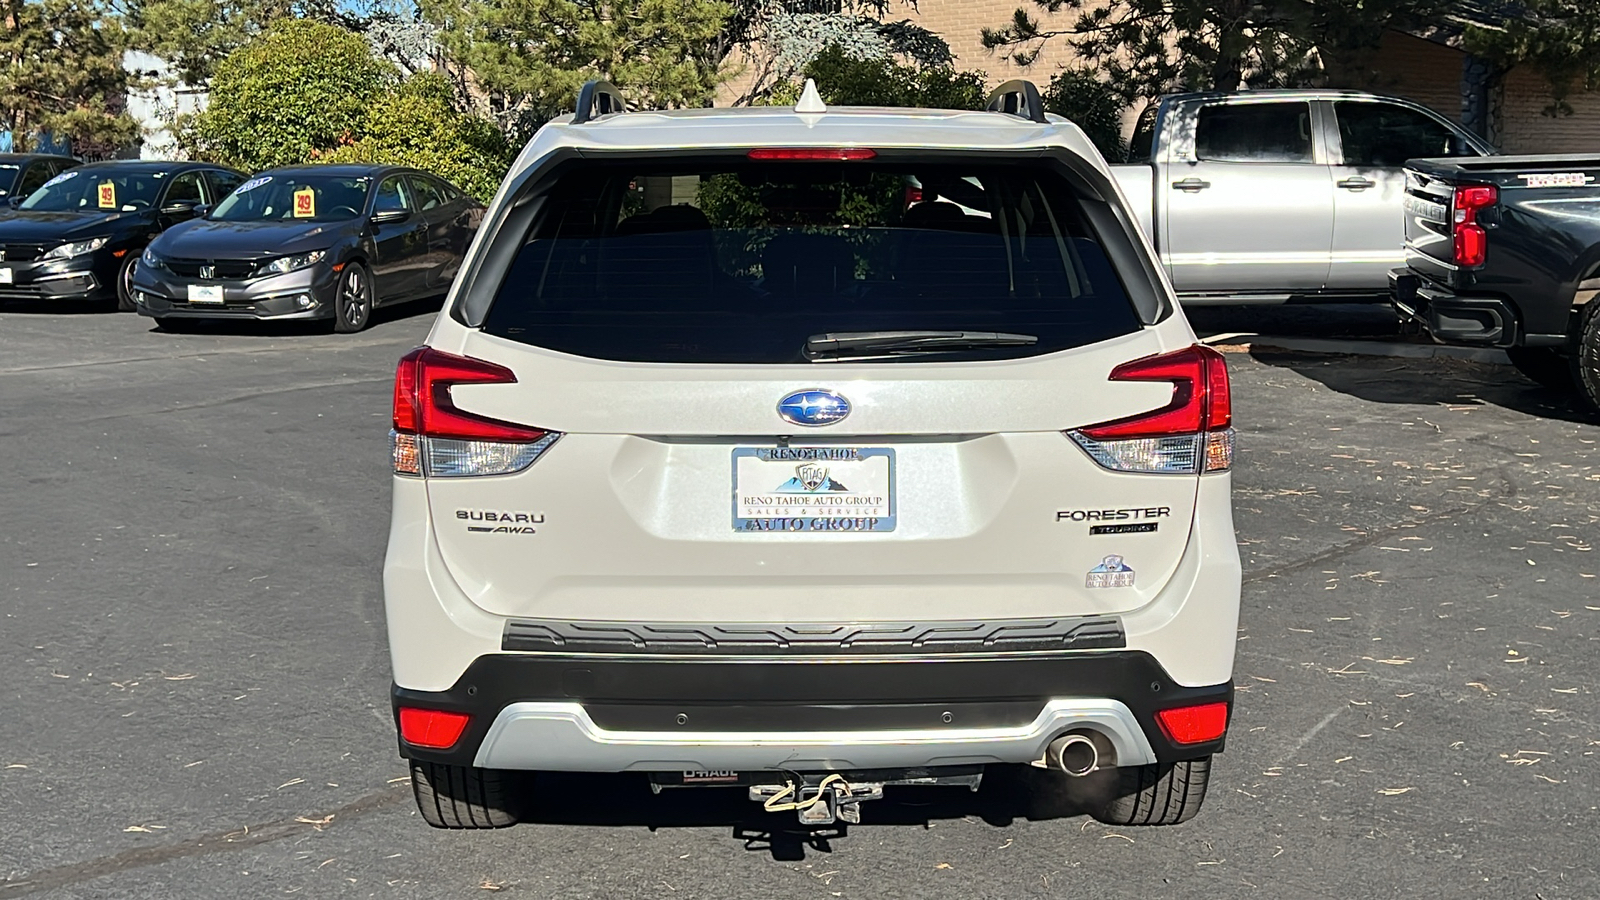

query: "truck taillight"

left=1068, top=345, right=1234, bottom=474
left=390, top=347, right=560, bottom=477
left=1452, top=184, right=1496, bottom=268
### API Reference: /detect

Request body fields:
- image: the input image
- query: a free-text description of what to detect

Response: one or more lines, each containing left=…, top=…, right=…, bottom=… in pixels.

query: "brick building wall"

left=1358, top=30, right=1600, bottom=153
left=1348, top=31, right=1465, bottom=122
left=1497, top=67, right=1600, bottom=154
left=716, top=0, right=1077, bottom=105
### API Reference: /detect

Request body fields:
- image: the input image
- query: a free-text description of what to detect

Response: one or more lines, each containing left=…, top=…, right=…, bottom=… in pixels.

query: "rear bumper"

left=1390, top=268, right=1519, bottom=346
left=391, top=650, right=1233, bottom=772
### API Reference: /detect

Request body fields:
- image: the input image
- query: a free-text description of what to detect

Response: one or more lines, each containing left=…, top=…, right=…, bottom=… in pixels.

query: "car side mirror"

left=7, top=196, right=21, bottom=209
left=160, top=199, right=201, bottom=217
left=371, top=208, right=411, bottom=225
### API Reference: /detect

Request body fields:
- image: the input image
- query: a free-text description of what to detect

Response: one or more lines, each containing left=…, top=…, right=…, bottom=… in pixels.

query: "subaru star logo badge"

left=777, top=389, right=850, bottom=427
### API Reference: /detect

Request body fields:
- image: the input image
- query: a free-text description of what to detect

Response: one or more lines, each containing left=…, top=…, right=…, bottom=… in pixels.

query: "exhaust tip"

left=1048, top=732, right=1100, bottom=777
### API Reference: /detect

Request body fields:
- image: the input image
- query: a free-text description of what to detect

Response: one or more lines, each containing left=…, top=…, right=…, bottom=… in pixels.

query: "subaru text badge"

left=777, top=389, right=850, bottom=427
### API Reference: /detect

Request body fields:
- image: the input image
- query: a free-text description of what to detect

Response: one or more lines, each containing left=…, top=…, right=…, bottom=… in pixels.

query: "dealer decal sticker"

left=1518, top=173, right=1594, bottom=188
left=233, top=175, right=271, bottom=195
left=1086, top=555, right=1135, bottom=589
left=97, top=182, right=116, bottom=209
left=43, top=170, right=78, bottom=189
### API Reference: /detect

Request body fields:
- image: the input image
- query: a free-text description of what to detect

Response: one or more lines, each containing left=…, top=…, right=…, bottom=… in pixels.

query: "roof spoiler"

left=573, top=80, right=627, bottom=124
left=985, top=80, right=1047, bottom=124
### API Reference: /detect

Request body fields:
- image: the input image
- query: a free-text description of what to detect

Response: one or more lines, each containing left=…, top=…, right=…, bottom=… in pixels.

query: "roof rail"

left=573, top=80, right=627, bottom=124
left=985, top=80, right=1047, bottom=124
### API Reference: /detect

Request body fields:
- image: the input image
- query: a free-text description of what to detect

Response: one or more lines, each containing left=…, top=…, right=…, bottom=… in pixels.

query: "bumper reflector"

left=1155, top=702, right=1229, bottom=745
left=398, top=707, right=471, bottom=749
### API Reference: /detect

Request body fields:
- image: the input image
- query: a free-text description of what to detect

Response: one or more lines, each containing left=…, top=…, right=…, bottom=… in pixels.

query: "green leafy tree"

left=0, top=0, right=140, bottom=157
left=1463, top=2, right=1600, bottom=116
left=773, top=44, right=986, bottom=109
left=982, top=0, right=1447, bottom=99
left=727, top=0, right=952, bottom=104
left=1041, top=68, right=1128, bottom=161
left=181, top=19, right=396, bottom=171
left=423, top=0, right=734, bottom=138
left=320, top=72, right=514, bottom=201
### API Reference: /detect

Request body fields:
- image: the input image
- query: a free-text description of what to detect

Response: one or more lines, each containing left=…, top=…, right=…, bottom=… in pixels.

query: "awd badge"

left=1086, top=555, right=1135, bottom=589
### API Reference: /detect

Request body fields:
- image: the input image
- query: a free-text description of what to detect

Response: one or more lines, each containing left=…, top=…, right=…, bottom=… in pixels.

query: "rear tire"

left=1091, top=757, right=1212, bottom=826
left=409, top=760, right=519, bottom=829
left=1572, top=301, right=1600, bottom=415
left=1506, top=346, right=1573, bottom=391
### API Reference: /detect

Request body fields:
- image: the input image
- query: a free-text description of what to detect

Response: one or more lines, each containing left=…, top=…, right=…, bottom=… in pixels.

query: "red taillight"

left=391, top=347, right=546, bottom=442
left=1452, top=184, right=1496, bottom=268
left=1156, top=701, right=1230, bottom=745
left=397, top=707, right=470, bottom=749
left=1078, top=345, right=1231, bottom=440
left=747, top=147, right=877, bottom=161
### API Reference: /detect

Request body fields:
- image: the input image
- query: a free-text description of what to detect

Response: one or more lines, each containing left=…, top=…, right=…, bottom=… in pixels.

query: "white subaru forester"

left=384, top=81, right=1241, bottom=830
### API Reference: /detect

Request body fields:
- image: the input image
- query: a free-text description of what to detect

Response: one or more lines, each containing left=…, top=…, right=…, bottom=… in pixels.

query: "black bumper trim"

left=392, top=650, right=1232, bottom=769
left=502, top=615, right=1126, bottom=655
left=1390, top=269, right=1520, bottom=347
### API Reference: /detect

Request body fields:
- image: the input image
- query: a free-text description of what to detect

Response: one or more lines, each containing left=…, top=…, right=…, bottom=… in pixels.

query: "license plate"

left=187, top=284, right=223, bottom=304
left=0, top=267, right=12, bottom=284
left=732, top=447, right=895, bottom=532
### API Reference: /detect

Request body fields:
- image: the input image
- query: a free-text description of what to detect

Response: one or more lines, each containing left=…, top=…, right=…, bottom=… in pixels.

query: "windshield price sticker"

left=43, top=170, right=78, bottom=189
left=234, top=175, right=271, bottom=195
left=292, top=186, right=316, bottom=218
left=97, top=182, right=116, bottom=209
left=732, top=447, right=896, bottom=533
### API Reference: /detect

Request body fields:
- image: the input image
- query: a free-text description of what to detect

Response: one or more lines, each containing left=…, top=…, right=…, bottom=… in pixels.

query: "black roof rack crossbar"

left=985, top=80, right=1047, bottom=124
left=573, top=80, right=627, bottom=124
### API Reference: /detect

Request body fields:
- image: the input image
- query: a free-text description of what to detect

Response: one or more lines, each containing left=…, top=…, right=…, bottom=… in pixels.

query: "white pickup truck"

left=1112, top=89, right=1494, bottom=305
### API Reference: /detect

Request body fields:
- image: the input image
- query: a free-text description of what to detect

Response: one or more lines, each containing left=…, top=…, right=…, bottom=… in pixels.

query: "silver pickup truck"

left=1112, top=90, right=1495, bottom=305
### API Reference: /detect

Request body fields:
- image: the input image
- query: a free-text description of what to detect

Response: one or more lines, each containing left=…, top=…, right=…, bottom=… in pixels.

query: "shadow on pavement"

left=0, top=297, right=119, bottom=315
left=1244, top=347, right=1595, bottom=425
left=1184, top=302, right=1401, bottom=341
left=515, top=766, right=1102, bottom=861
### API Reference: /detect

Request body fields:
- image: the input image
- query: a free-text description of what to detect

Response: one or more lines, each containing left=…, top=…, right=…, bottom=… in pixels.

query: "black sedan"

left=133, top=165, right=484, bottom=333
left=0, top=153, right=78, bottom=204
left=0, top=161, right=242, bottom=309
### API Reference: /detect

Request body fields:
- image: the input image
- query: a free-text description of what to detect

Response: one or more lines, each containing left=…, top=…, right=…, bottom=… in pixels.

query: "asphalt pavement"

left=1, top=303, right=1596, bottom=899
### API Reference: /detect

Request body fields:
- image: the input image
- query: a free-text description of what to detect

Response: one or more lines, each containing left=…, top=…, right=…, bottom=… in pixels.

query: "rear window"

left=482, top=161, right=1142, bottom=364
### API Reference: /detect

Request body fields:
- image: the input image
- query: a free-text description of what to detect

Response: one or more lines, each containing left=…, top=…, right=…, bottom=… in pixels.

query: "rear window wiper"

left=804, top=330, right=1039, bottom=360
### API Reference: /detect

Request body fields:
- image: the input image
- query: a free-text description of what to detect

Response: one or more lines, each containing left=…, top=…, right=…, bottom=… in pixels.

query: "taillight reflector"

left=397, top=707, right=470, bottom=749
left=747, top=147, right=877, bottom=161
left=1452, top=184, right=1497, bottom=268
left=1156, top=702, right=1229, bottom=745
left=1079, top=345, right=1231, bottom=441
left=392, top=347, right=547, bottom=443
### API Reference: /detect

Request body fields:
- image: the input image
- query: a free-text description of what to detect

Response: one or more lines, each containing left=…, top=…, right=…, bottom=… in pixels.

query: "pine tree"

left=0, top=0, right=140, bottom=156
left=421, top=0, right=736, bottom=138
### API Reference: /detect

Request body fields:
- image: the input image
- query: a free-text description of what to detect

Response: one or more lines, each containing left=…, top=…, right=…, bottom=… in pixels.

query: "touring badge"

left=1086, top=555, right=1135, bottom=589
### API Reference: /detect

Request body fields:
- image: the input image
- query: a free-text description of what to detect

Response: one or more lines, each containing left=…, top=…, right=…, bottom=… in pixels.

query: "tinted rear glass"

left=483, top=161, right=1142, bottom=363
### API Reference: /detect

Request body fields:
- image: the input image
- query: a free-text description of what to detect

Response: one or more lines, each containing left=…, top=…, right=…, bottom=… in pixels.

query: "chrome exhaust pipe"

left=1047, top=732, right=1100, bottom=777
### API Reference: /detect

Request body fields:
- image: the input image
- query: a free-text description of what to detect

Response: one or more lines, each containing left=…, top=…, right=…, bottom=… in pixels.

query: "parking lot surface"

left=2, top=305, right=1596, bottom=899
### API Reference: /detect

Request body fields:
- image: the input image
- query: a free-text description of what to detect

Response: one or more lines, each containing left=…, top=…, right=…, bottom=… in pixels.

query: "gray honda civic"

left=133, top=164, right=483, bottom=332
